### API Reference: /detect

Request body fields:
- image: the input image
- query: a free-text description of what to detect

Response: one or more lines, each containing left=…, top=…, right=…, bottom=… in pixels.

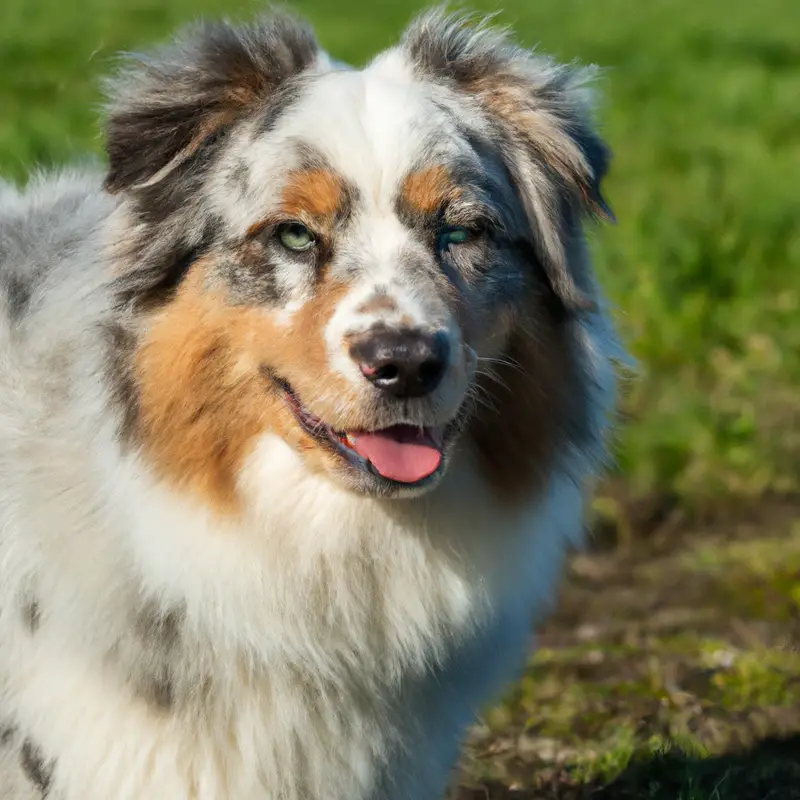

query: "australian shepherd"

left=0, top=7, right=622, bottom=799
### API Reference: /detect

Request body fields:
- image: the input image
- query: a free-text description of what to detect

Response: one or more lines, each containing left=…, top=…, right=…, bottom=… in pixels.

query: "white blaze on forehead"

left=262, top=63, right=457, bottom=204
left=211, top=46, right=483, bottom=239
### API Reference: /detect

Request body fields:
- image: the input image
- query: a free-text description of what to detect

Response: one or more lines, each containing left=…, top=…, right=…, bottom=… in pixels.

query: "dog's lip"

left=265, top=372, right=458, bottom=487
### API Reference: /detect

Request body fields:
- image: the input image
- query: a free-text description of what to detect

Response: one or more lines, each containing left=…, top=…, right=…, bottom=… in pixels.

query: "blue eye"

left=438, top=226, right=474, bottom=249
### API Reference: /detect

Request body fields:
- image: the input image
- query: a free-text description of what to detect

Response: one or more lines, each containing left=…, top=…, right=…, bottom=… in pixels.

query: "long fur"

left=0, top=8, right=623, bottom=799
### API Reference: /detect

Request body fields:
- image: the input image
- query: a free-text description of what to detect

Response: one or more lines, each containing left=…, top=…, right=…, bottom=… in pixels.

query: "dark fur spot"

left=0, top=721, right=17, bottom=746
left=571, top=125, right=615, bottom=220
left=394, top=195, right=439, bottom=240
left=113, top=245, right=199, bottom=312
left=505, top=237, right=571, bottom=321
left=226, top=158, right=251, bottom=196
left=135, top=601, right=185, bottom=650
left=137, top=670, right=175, bottom=710
left=402, top=10, right=506, bottom=86
left=255, top=76, right=307, bottom=136
left=331, top=181, right=359, bottom=230
left=101, top=321, right=140, bottom=446
left=130, top=178, right=203, bottom=232
left=219, top=243, right=284, bottom=306
left=111, top=219, right=218, bottom=313
left=21, top=597, right=40, bottom=633
left=2, top=273, right=33, bottom=321
left=20, top=740, right=54, bottom=795
left=131, top=601, right=185, bottom=710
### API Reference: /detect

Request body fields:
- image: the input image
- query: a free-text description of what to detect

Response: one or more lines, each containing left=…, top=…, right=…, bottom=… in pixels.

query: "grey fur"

left=403, top=7, right=614, bottom=312
left=1, top=273, right=33, bottom=321
left=20, top=740, right=54, bottom=796
left=131, top=601, right=186, bottom=709
left=0, top=722, right=17, bottom=746
left=20, top=596, right=40, bottom=634
left=100, top=320, right=141, bottom=446
left=0, top=174, right=95, bottom=324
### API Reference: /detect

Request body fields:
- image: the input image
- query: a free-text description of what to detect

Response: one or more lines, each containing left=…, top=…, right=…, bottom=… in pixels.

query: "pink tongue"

left=351, top=425, right=443, bottom=484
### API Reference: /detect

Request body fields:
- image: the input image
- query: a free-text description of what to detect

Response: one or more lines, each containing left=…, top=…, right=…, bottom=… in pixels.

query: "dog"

left=0, top=7, right=622, bottom=799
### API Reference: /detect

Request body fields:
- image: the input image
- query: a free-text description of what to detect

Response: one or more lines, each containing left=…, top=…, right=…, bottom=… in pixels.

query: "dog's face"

left=104, top=11, right=615, bottom=511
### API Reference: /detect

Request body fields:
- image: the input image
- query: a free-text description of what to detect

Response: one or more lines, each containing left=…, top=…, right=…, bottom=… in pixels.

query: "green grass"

left=3, top=0, right=799, bottom=507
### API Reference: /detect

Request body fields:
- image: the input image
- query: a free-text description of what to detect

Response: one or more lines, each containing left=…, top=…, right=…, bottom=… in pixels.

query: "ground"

left=452, top=497, right=800, bottom=798
left=2, top=0, right=799, bottom=796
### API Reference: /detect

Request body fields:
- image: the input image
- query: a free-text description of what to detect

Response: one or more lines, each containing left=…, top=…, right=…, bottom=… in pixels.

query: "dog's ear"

left=402, top=9, right=614, bottom=313
left=103, top=13, right=321, bottom=194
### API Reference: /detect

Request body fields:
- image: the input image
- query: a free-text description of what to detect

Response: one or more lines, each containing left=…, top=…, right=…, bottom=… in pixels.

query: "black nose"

left=349, top=327, right=449, bottom=398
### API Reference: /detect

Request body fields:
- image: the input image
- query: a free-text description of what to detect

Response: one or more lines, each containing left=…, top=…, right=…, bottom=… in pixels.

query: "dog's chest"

left=27, top=593, right=497, bottom=800
left=20, top=526, right=499, bottom=799
left=6, top=452, right=566, bottom=800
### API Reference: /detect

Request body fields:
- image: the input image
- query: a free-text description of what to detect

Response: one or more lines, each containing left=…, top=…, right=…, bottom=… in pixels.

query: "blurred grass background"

left=2, top=0, right=800, bottom=508
left=3, top=0, right=799, bottom=797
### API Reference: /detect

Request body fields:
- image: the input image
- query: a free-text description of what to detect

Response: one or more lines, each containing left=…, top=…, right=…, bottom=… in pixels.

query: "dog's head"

left=104, top=9, right=616, bottom=511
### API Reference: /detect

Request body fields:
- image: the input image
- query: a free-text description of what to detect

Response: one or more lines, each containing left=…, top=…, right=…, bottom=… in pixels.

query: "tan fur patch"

left=400, top=165, right=461, bottom=215
left=281, top=168, right=348, bottom=222
left=133, top=260, right=357, bottom=514
left=467, top=307, right=587, bottom=503
left=246, top=168, right=351, bottom=244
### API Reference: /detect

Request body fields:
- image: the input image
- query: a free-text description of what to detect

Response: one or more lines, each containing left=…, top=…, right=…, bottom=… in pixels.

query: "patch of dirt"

left=452, top=498, right=800, bottom=799
left=455, top=734, right=800, bottom=799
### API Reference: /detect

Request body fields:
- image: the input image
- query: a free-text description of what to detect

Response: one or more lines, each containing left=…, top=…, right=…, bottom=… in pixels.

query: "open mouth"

left=272, top=377, right=449, bottom=487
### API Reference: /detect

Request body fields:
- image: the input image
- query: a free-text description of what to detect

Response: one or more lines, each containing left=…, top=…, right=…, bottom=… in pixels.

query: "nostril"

left=374, top=364, right=400, bottom=384
left=359, top=362, right=400, bottom=383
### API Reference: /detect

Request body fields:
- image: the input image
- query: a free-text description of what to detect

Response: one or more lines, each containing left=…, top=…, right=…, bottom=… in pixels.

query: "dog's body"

left=0, top=9, right=621, bottom=799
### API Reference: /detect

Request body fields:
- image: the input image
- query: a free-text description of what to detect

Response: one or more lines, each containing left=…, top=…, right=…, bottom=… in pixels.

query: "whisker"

left=466, top=384, right=499, bottom=415
left=474, top=367, right=512, bottom=393
left=476, top=354, right=524, bottom=373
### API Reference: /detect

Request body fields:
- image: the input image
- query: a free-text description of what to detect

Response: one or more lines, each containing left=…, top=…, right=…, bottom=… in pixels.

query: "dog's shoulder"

left=0, top=168, right=111, bottom=324
left=0, top=169, right=106, bottom=255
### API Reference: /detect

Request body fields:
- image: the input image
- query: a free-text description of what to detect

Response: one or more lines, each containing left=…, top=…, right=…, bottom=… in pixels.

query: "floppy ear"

left=103, top=13, right=321, bottom=194
left=402, top=9, right=614, bottom=313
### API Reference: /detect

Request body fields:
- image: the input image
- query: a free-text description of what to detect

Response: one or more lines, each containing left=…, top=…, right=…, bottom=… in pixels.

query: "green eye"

left=277, top=222, right=316, bottom=252
left=438, top=226, right=474, bottom=249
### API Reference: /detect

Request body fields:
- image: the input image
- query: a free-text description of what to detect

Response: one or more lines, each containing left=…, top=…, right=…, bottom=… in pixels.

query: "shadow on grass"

left=457, top=733, right=800, bottom=800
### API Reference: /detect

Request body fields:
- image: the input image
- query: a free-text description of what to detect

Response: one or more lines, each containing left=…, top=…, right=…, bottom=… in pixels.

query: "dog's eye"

left=437, top=226, right=477, bottom=250
left=276, top=222, right=316, bottom=252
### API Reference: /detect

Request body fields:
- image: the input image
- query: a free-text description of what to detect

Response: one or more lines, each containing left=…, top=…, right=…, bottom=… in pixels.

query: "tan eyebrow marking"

left=400, top=164, right=462, bottom=216
left=246, top=168, right=352, bottom=240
